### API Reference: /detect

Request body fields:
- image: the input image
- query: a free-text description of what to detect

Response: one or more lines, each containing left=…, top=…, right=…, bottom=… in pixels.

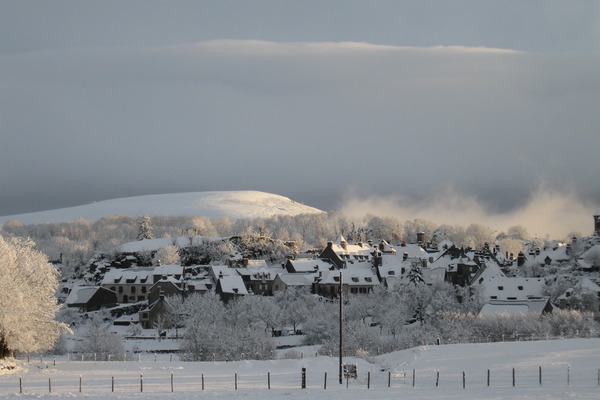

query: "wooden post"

left=268, top=371, right=271, bottom=389
left=367, top=371, right=371, bottom=389
left=48, top=378, right=51, bottom=393
left=412, top=369, right=415, bottom=387
left=338, top=271, right=343, bottom=385
left=171, top=372, right=174, bottom=392
left=19, top=377, right=22, bottom=394
left=388, top=370, right=391, bottom=388
left=462, top=371, right=465, bottom=389
left=436, top=371, right=439, bottom=387
left=539, top=366, right=542, bottom=385
left=567, top=365, right=570, bottom=386
left=512, top=368, right=515, bottom=387
left=112, top=376, right=114, bottom=392
left=202, top=373, right=205, bottom=391
left=324, top=372, right=327, bottom=390
left=235, top=372, right=238, bottom=390
left=140, top=373, right=143, bottom=392
left=79, top=375, right=82, bottom=392
left=301, top=367, right=306, bottom=389
left=487, top=369, right=490, bottom=386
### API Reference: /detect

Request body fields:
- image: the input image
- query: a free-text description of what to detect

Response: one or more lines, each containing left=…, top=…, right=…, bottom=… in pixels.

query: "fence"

left=1, top=359, right=598, bottom=395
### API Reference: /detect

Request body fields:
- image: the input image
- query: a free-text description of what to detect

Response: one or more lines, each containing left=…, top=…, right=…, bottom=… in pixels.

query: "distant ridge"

left=0, top=191, right=325, bottom=224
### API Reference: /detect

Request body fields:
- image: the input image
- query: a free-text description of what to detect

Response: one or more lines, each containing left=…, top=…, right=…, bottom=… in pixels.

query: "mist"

left=338, top=185, right=596, bottom=240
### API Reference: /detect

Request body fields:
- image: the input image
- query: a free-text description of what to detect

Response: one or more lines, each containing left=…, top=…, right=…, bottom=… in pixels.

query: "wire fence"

left=1, top=359, right=598, bottom=395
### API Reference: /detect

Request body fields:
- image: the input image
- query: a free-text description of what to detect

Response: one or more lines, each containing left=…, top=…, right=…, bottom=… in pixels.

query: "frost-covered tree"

left=73, top=315, right=124, bottom=360
left=0, top=237, right=71, bottom=357
left=153, top=245, right=180, bottom=265
left=136, top=216, right=153, bottom=240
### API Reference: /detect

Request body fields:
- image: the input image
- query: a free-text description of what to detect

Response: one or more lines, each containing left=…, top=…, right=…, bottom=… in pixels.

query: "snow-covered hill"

left=0, top=191, right=325, bottom=224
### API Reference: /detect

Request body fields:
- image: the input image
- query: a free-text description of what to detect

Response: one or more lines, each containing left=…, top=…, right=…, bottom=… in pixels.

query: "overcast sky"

left=1, top=1, right=599, bottom=236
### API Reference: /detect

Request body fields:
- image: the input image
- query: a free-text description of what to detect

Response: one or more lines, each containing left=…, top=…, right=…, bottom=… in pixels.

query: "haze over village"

left=1, top=2, right=599, bottom=398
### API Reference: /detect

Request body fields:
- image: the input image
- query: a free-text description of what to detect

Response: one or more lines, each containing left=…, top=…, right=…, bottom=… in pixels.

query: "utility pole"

left=338, top=270, right=343, bottom=384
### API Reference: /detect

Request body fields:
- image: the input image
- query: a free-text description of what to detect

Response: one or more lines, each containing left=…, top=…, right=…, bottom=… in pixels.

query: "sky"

left=1, top=1, right=600, bottom=237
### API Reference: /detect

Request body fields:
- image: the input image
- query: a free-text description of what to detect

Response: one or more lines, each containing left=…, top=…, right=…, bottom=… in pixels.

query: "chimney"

left=403, top=253, right=408, bottom=261
left=417, top=232, right=425, bottom=244
left=517, top=251, right=526, bottom=267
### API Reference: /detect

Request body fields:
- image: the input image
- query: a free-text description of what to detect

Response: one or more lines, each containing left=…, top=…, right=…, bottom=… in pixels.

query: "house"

left=101, top=268, right=153, bottom=303
left=65, top=286, right=117, bottom=312
left=313, top=264, right=379, bottom=298
left=139, top=294, right=169, bottom=329
left=318, top=236, right=373, bottom=269
left=272, top=273, right=315, bottom=292
left=147, top=275, right=184, bottom=304
left=152, top=265, right=184, bottom=284
left=215, top=274, right=248, bottom=303
left=469, top=263, right=546, bottom=301
left=478, top=298, right=554, bottom=318
left=234, top=260, right=277, bottom=295
left=284, top=258, right=333, bottom=273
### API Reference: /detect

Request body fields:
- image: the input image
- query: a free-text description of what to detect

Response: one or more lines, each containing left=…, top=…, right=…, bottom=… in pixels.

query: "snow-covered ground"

left=0, top=191, right=324, bottom=224
left=1, top=338, right=598, bottom=399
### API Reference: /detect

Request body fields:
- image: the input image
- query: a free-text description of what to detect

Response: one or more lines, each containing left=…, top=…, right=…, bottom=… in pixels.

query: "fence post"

left=388, top=371, right=391, bottom=388
left=171, top=372, right=174, bottom=392
left=324, top=372, right=327, bottom=390
left=19, top=377, right=22, bottom=394
left=112, top=376, right=114, bottom=392
left=367, top=371, right=371, bottom=389
left=48, top=378, right=51, bottom=393
left=202, top=373, right=205, bottom=391
left=412, top=369, right=415, bottom=387
left=268, top=371, right=271, bottom=389
left=79, top=375, right=82, bottom=392
left=301, top=367, right=306, bottom=389
left=140, top=373, right=143, bottom=392
left=512, top=368, right=515, bottom=387
left=462, top=371, right=465, bottom=389
left=53, top=355, right=56, bottom=366
left=567, top=365, right=570, bottom=386
left=539, top=366, right=542, bottom=385
left=235, top=372, right=238, bottom=390
left=436, top=371, right=439, bottom=387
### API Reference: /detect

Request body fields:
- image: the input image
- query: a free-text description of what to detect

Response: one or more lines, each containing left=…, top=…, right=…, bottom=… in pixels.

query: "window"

left=498, top=286, right=504, bottom=290
left=131, top=286, right=136, bottom=294
left=365, top=277, right=372, bottom=282
left=490, top=296, right=497, bottom=299
left=351, top=288, right=358, bottom=294
left=110, top=286, right=116, bottom=292
left=479, top=278, right=484, bottom=284
left=518, top=286, right=523, bottom=290
left=388, top=271, right=395, bottom=275
left=333, top=276, right=340, bottom=282
left=118, top=287, right=123, bottom=293
left=141, top=287, right=147, bottom=293
left=351, top=277, right=359, bottom=283
left=142, top=313, right=149, bottom=319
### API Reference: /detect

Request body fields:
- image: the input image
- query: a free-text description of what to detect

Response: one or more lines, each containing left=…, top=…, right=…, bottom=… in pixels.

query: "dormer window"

left=498, top=286, right=504, bottom=290
left=518, top=286, right=523, bottom=290
left=333, top=276, right=340, bottom=282
left=388, top=271, right=395, bottom=275
left=351, top=277, right=359, bottom=283
left=365, top=277, right=372, bottom=282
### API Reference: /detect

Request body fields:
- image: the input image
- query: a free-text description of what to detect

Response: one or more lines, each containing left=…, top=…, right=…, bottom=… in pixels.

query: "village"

left=61, top=212, right=600, bottom=337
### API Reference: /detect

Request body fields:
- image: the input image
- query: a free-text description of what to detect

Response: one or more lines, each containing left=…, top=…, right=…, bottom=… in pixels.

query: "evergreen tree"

left=136, top=216, right=153, bottom=240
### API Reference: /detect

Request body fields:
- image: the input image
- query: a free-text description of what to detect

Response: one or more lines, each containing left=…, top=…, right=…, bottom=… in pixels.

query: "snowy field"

left=0, top=338, right=598, bottom=399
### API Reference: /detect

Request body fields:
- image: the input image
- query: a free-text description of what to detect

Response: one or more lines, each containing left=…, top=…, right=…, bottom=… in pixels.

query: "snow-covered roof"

left=217, top=275, right=248, bottom=295
left=318, top=265, right=379, bottom=286
left=101, top=268, right=153, bottom=285
left=479, top=298, right=552, bottom=317
left=471, top=264, right=546, bottom=300
left=65, top=286, right=102, bottom=305
left=287, top=258, right=333, bottom=272
left=276, top=273, right=315, bottom=287
left=153, top=265, right=184, bottom=277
